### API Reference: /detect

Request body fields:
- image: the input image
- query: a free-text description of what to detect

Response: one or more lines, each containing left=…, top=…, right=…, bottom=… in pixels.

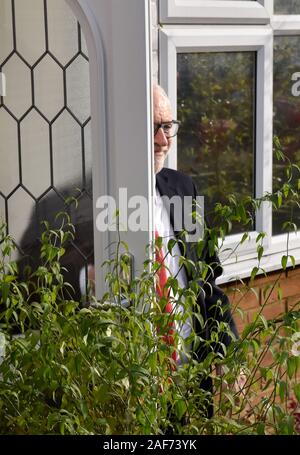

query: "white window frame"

left=159, top=0, right=270, bottom=24
left=159, top=0, right=300, bottom=283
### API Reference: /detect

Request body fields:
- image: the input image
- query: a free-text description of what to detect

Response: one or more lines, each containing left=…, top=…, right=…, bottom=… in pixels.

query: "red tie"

left=155, top=230, right=177, bottom=366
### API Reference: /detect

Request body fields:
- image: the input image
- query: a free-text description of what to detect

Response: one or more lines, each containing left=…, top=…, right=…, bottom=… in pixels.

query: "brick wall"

left=222, top=265, right=300, bottom=334
left=221, top=266, right=300, bottom=411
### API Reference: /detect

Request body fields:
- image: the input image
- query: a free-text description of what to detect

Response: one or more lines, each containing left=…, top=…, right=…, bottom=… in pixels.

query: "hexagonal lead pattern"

left=0, top=0, right=93, bottom=292
left=66, top=55, right=90, bottom=124
left=2, top=54, right=32, bottom=118
left=0, top=109, right=19, bottom=196
left=15, top=0, right=46, bottom=66
left=21, top=109, right=51, bottom=197
left=0, top=0, right=13, bottom=65
left=34, top=54, right=64, bottom=121
left=47, top=0, right=78, bottom=66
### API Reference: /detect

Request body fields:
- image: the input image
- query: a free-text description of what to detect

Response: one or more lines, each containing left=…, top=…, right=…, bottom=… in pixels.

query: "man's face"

left=153, top=90, right=173, bottom=174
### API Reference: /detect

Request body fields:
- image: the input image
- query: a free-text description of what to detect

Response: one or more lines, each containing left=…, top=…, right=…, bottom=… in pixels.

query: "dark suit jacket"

left=156, top=167, right=238, bottom=361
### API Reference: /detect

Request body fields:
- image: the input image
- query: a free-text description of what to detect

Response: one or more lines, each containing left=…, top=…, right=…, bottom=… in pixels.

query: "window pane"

left=177, top=52, right=255, bottom=234
left=273, top=36, right=300, bottom=235
left=274, top=0, right=300, bottom=14
left=0, top=0, right=93, bottom=301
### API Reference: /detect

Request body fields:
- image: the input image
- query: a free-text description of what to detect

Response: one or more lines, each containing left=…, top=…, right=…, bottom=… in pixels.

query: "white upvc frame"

left=67, top=0, right=154, bottom=297
left=272, top=16, right=300, bottom=35
left=159, top=25, right=277, bottom=281
left=159, top=0, right=270, bottom=24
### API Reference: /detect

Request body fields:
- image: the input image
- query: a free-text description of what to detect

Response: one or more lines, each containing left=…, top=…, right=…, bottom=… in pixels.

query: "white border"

left=159, top=0, right=270, bottom=24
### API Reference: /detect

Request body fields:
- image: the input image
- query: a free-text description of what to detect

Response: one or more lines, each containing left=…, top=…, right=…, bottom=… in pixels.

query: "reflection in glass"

left=177, top=52, right=255, bottom=234
left=273, top=36, right=300, bottom=235
left=274, top=0, right=300, bottom=14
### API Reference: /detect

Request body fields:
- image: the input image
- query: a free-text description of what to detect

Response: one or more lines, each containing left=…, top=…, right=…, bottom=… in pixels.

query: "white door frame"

left=67, top=0, right=154, bottom=297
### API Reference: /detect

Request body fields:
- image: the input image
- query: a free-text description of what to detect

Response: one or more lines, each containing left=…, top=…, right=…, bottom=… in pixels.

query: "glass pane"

left=20, top=110, right=51, bottom=197
left=34, top=54, right=64, bottom=121
left=0, top=109, right=19, bottom=196
left=274, top=0, right=300, bottom=14
left=47, top=0, right=78, bottom=66
left=177, top=52, right=255, bottom=234
left=0, top=0, right=93, bottom=301
left=2, top=54, right=32, bottom=119
left=0, top=0, right=13, bottom=65
left=273, top=36, right=300, bottom=235
left=15, top=0, right=46, bottom=66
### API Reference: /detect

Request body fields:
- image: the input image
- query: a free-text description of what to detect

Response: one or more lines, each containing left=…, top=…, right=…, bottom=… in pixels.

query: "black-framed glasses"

left=154, top=120, right=180, bottom=138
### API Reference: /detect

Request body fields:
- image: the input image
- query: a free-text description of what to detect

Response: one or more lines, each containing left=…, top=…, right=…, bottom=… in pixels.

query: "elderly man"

left=19, top=84, right=239, bottom=421
left=153, top=83, right=238, bottom=358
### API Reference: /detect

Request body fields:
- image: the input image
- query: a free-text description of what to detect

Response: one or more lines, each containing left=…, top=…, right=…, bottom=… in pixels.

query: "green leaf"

left=79, top=400, right=88, bottom=420
left=278, top=381, right=287, bottom=402
left=294, top=383, right=300, bottom=403
left=281, top=255, right=288, bottom=270
left=250, top=267, right=259, bottom=281
left=167, top=238, right=177, bottom=255
left=175, top=399, right=187, bottom=421
left=223, top=392, right=235, bottom=408
left=287, top=357, right=297, bottom=379
left=257, top=422, right=265, bottom=435
left=257, top=245, right=264, bottom=262
left=258, top=314, right=268, bottom=330
left=283, top=183, right=290, bottom=198
left=59, top=422, right=65, bottom=435
left=277, top=285, right=282, bottom=301
left=148, top=352, right=157, bottom=374
left=290, top=255, right=296, bottom=268
left=277, top=192, right=282, bottom=208
left=241, top=233, right=249, bottom=244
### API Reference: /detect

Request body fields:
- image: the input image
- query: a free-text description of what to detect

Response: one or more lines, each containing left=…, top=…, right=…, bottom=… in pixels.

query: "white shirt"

left=154, top=186, right=192, bottom=364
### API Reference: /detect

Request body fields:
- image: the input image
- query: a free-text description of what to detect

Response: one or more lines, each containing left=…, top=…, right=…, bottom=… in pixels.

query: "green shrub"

left=0, top=140, right=299, bottom=435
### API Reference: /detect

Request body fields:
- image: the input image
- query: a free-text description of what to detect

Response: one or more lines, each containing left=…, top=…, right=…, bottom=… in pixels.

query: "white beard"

left=154, top=153, right=166, bottom=174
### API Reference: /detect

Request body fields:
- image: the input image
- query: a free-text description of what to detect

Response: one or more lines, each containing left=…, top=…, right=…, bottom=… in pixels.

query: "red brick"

left=259, top=349, right=275, bottom=368
left=233, top=309, right=248, bottom=334
left=278, top=276, right=300, bottom=299
left=250, top=271, right=282, bottom=287
left=261, top=276, right=300, bottom=304
left=287, top=266, right=300, bottom=279
left=226, top=286, right=261, bottom=311
left=248, top=301, right=286, bottom=323
left=287, top=294, right=300, bottom=311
